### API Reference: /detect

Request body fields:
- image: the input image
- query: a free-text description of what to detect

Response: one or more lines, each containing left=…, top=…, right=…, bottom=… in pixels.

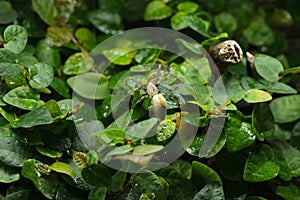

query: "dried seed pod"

left=212, top=40, right=243, bottom=64
left=151, top=93, right=167, bottom=120
left=35, top=163, right=52, bottom=176
left=73, top=152, right=88, bottom=168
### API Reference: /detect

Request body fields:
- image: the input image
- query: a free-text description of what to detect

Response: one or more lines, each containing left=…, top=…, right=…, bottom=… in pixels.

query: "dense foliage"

left=0, top=0, right=300, bottom=199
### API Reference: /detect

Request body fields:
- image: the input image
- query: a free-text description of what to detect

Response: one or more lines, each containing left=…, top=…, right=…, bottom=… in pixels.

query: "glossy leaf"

left=49, top=162, right=76, bottom=178
left=252, top=103, right=274, bottom=140
left=89, top=187, right=107, bottom=200
left=243, top=144, right=279, bottom=182
left=271, top=140, right=300, bottom=181
left=46, top=26, right=73, bottom=47
left=193, top=183, right=225, bottom=200
left=4, top=25, right=28, bottom=53
left=182, top=15, right=211, bottom=38
left=242, top=89, right=272, bottom=103
left=35, top=146, right=62, bottom=158
left=32, top=0, right=57, bottom=25
left=67, top=72, right=110, bottom=100
left=0, top=63, right=21, bottom=79
left=171, top=12, right=188, bottom=30
left=266, top=82, right=297, bottom=94
left=225, top=113, right=256, bottom=152
left=276, top=184, right=300, bottom=200
left=126, top=118, right=158, bottom=138
left=133, top=145, right=164, bottom=155
left=254, top=54, right=284, bottom=82
left=102, top=48, right=132, bottom=65
left=109, top=171, right=127, bottom=192
left=10, top=106, right=53, bottom=128
left=0, top=162, right=19, bottom=183
left=75, top=27, right=96, bottom=50
left=89, top=9, right=123, bottom=34
left=156, top=119, right=176, bottom=142
left=50, top=77, right=71, bottom=98
left=191, top=161, right=222, bottom=188
left=63, top=53, right=94, bottom=75
left=81, top=164, right=112, bottom=187
left=177, top=1, right=199, bottom=13
left=0, top=1, right=17, bottom=24
left=3, top=86, right=44, bottom=110
left=269, top=95, right=300, bottom=123
left=28, top=62, right=54, bottom=89
left=35, top=39, right=61, bottom=67
left=144, top=1, right=172, bottom=21
left=21, top=159, right=60, bottom=199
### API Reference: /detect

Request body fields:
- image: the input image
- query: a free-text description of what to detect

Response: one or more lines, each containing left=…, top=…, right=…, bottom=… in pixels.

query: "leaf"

left=46, top=26, right=73, bottom=47
left=63, top=52, right=94, bottom=75
left=171, top=12, right=189, bottom=30
left=88, top=9, right=123, bottom=34
left=269, top=95, right=300, bottom=123
left=35, top=146, right=62, bottom=158
left=243, top=144, right=280, bottom=182
left=4, top=25, right=28, bottom=53
left=191, top=161, right=222, bottom=188
left=0, top=1, right=17, bottom=24
left=243, top=21, right=274, bottom=46
left=156, top=119, right=176, bottom=141
left=32, top=0, right=57, bottom=25
left=29, top=62, right=54, bottom=89
left=109, top=171, right=127, bottom=192
left=265, top=82, right=297, bottom=94
left=3, top=86, right=44, bottom=110
left=252, top=103, right=274, bottom=140
left=67, top=72, right=110, bottom=100
left=254, top=54, right=284, bottom=82
left=102, top=48, right=132, bottom=65
left=50, top=77, right=71, bottom=98
left=0, top=63, right=21, bottom=79
left=21, top=159, right=60, bottom=199
left=49, top=162, right=76, bottom=178
left=35, top=39, right=61, bottom=67
left=270, top=140, right=300, bottom=181
left=126, top=118, right=158, bottom=138
left=75, top=27, right=96, bottom=50
left=81, top=164, right=112, bottom=187
left=0, top=162, right=19, bottom=183
left=193, top=183, right=225, bottom=200
left=182, top=15, right=211, bottom=38
left=242, top=89, right=272, bottom=103
left=276, top=184, right=300, bottom=200
left=5, top=189, right=43, bottom=199
left=89, top=187, right=107, bottom=200
left=214, top=12, right=237, bottom=35
left=177, top=1, right=199, bottom=13
left=144, top=1, right=172, bottom=21
left=225, top=113, right=256, bottom=152
left=10, top=106, right=53, bottom=128
left=133, top=145, right=164, bottom=155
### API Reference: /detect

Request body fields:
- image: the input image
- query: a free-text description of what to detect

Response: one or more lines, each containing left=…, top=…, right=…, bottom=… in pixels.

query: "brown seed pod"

left=73, top=152, right=88, bottom=168
left=212, top=40, right=243, bottom=64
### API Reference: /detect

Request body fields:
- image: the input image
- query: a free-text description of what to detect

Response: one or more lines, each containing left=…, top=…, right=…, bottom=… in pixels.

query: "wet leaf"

left=0, top=63, right=21, bottom=79
left=243, top=144, right=279, bottom=182
left=29, top=62, right=54, bottom=89
left=193, top=183, right=225, bottom=200
left=50, top=77, right=71, bottom=98
left=252, top=103, right=274, bottom=140
left=144, top=1, right=172, bottom=21
left=183, top=15, right=211, bottom=38
left=171, top=12, right=189, bottom=31
left=4, top=25, right=28, bottom=53
left=49, top=162, right=76, bottom=178
left=63, top=53, right=94, bottom=75
left=156, top=119, right=176, bottom=142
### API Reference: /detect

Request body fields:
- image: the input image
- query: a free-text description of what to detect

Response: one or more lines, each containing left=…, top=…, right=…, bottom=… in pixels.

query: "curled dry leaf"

left=213, top=40, right=243, bottom=64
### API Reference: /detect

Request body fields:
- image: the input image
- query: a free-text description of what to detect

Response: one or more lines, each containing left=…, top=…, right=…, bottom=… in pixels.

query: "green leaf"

left=193, top=183, right=225, bottom=200
left=35, top=146, right=62, bottom=158
left=63, top=53, right=93, bottom=75
left=89, top=187, right=107, bottom=200
left=225, top=113, right=256, bottom=152
left=0, top=1, right=17, bottom=24
left=89, top=9, right=123, bottom=34
left=0, top=162, right=19, bottom=183
left=191, top=161, right=222, bottom=188
left=254, top=54, right=284, bottom=82
left=35, top=39, right=61, bottom=67
left=49, top=162, right=76, bottom=178
left=242, top=89, right=272, bottom=103
left=10, top=106, right=53, bottom=128
left=0, top=63, right=21, bottom=79
left=75, top=27, right=96, bottom=50
left=21, top=159, right=60, bottom=199
left=3, top=86, right=44, bottom=110
left=270, top=140, right=300, bottom=181
left=50, top=77, right=71, bottom=98
left=81, top=164, right=112, bottom=187
left=102, top=48, right=132, bottom=65
left=182, top=15, right=211, bottom=38
left=86, top=150, right=98, bottom=165
left=156, top=119, right=176, bottom=141
left=269, top=95, right=300, bottom=123
left=28, top=62, right=54, bottom=89
left=214, top=12, right=237, bottom=35
left=243, top=144, right=279, bottom=182
left=246, top=196, right=266, bottom=200
left=32, top=0, right=57, bottom=25
left=126, top=118, right=158, bottom=139
left=265, top=82, right=297, bottom=94
left=109, top=171, right=127, bottom=192
left=144, top=1, right=172, bottom=21
left=46, top=26, right=73, bottom=47
left=133, top=145, right=164, bottom=155
left=177, top=1, right=199, bottom=13
left=171, top=12, right=189, bottom=30
left=243, top=21, right=274, bottom=46
left=67, top=72, right=110, bottom=100
left=252, top=103, right=274, bottom=140
left=276, top=184, right=300, bottom=200
left=4, top=25, right=28, bottom=54
left=170, top=160, right=192, bottom=179
left=5, top=189, right=43, bottom=199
